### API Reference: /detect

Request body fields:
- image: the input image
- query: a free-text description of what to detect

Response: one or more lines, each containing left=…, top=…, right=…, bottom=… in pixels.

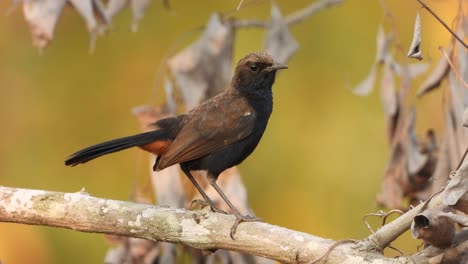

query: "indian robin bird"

left=65, top=52, right=287, bottom=238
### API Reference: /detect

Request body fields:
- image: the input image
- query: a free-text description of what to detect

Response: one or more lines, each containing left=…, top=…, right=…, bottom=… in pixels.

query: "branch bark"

left=0, top=186, right=463, bottom=263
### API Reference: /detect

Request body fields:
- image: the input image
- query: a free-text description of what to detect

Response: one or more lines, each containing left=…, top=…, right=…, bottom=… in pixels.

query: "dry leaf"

left=264, top=4, right=299, bottom=64
left=380, top=60, right=397, bottom=117
left=411, top=209, right=455, bottom=249
left=392, top=61, right=429, bottom=78
left=353, top=65, right=377, bottom=96
left=105, top=0, right=152, bottom=31
left=69, top=0, right=109, bottom=51
left=463, top=107, right=468, bottom=128
left=22, top=0, right=108, bottom=50
left=106, top=0, right=127, bottom=20
left=130, top=0, right=151, bottom=32
left=429, top=127, right=451, bottom=195
left=376, top=146, right=406, bottom=208
left=105, top=238, right=159, bottom=264
left=407, top=11, right=423, bottom=60
left=167, top=13, right=234, bottom=109
left=440, top=247, right=468, bottom=264
left=407, top=111, right=428, bottom=176
left=417, top=53, right=450, bottom=97
left=375, top=25, right=393, bottom=64
left=22, top=0, right=68, bottom=49
left=443, top=161, right=468, bottom=210
left=438, top=212, right=468, bottom=226
left=69, top=0, right=108, bottom=33
left=104, top=245, right=128, bottom=264
left=164, top=78, right=177, bottom=114
left=408, top=63, right=430, bottom=78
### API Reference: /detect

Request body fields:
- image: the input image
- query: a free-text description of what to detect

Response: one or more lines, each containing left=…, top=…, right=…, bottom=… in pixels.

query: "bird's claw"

left=230, top=215, right=263, bottom=240
left=190, top=199, right=227, bottom=214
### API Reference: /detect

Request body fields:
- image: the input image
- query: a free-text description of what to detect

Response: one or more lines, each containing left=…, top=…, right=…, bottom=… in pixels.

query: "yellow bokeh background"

left=0, top=0, right=459, bottom=263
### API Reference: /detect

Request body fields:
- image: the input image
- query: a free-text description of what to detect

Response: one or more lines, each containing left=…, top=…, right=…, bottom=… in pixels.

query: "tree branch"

left=232, top=0, right=343, bottom=29
left=0, top=186, right=464, bottom=263
left=285, top=0, right=343, bottom=26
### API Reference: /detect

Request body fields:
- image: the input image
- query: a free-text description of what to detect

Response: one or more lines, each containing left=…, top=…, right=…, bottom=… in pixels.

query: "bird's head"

left=232, top=52, right=288, bottom=94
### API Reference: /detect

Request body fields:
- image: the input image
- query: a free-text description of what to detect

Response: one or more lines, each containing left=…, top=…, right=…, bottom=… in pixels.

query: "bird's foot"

left=230, top=214, right=263, bottom=240
left=190, top=199, right=227, bottom=214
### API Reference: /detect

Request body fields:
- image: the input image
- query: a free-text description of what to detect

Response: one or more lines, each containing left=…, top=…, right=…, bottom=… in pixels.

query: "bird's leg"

left=207, top=174, right=263, bottom=239
left=180, top=167, right=227, bottom=214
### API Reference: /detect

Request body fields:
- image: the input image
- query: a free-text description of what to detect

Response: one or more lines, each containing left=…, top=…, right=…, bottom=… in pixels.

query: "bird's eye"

left=249, top=63, right=259, bottom=72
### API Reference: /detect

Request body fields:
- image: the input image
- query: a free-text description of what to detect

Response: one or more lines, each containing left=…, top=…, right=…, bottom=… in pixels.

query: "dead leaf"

left=164, top=78, right=177, bottom=115
left=438, top=212, right=468, bottom=226
left=167, top=13, right=234, bottom=109
left=264, top=4, right=299, bottom=64
left=407, top=110, right=428, bottom=176
left=408, top=63, right=430, bottom=77
left=407, top=11, right=423, bottom=60
left=68, top=0, right=109, bottom=51
left=22, top=0, right=108, bottom=50
left=411, top=209, right=455, bottom=249
left=105, top=237, right=159, bottom=264
left=22, top=0, right=68, bottom=49
left=105, top=0, right=152, bottom=31
left=392, top=61, right=429, bottom=78
left=463, top=108, right=468, bottom=128
left=130, top=0, right=151, bottom=32
left=353, top=65, right=377, bottom=96
left=106, top=0, right=127, bottom=21
left=380, top=60, right=397, bottom=117
left=441, top=247, right=468, bottom=264
left=376, top=145, right=406, bottom=208
left=417, top=53, right=450, bottom=97
left=429, top=132, right=450, bottom=196
left=375, top=25, right=393, bottom=64
left=69, top=0, right=108, bottom=32
left=443, top=160, right=468, bottom=209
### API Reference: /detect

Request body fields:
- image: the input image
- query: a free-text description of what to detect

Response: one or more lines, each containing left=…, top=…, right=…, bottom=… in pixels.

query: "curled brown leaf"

left=411, top=209, right=455, bottom=249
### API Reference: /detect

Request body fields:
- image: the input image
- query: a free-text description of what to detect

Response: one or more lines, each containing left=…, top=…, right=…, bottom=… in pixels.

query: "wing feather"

left=156, top=94, right=255, bottom=170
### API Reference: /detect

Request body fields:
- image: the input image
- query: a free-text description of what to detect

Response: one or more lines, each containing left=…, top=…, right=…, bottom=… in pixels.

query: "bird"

left=65, top=52, right=287, bottom=239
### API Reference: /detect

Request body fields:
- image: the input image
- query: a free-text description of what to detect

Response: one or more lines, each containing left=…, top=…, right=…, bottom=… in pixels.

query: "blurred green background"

left=0, top=0, right=458, bottom=263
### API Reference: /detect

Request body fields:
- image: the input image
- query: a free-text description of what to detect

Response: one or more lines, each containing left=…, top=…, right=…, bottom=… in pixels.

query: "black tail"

left=65, top=130, right=166, bottom=166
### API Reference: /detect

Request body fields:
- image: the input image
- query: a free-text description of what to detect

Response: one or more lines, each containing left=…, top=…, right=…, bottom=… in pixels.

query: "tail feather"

left=65, top=130, right=166, bottom=166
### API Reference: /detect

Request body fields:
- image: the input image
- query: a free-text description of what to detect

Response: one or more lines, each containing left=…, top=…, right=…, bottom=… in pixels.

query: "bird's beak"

left=264, top=63, right=288, bottom=72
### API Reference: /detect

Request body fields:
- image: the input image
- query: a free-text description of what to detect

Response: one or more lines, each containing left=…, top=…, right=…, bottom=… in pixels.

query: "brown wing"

left=156, top=93, right=255, bottom=170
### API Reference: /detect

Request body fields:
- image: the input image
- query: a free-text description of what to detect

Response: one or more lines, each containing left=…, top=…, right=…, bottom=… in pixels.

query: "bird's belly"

left=183, top=131, right=264, bottom=177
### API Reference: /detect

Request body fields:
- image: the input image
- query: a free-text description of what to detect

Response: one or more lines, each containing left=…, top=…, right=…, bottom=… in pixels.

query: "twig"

left=232, top=19, right=268, bottom=28
left=364, top=190, right=444, bottom=251
left=382, top=209, right=405, bottom=225
left=285, top=0, right=343, bottom=26
left=236, top=0, right=245, bottom=11
left=362, top=209, right=405, bottom=256
left=233, top=0, right=343, bottom=28
left=416, top=0, right=468, bottom=50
